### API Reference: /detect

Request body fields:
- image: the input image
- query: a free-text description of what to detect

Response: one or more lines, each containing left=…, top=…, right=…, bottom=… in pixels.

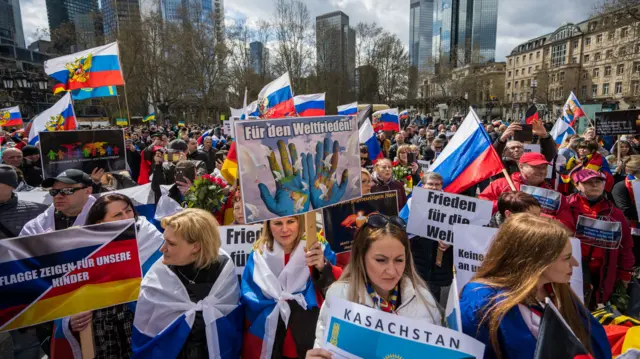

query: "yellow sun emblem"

left=45, top=114, right=65, bottom=131
left=383, top=354, right=403, bottom=359
left=1, top=111, right=9, bottom=121
left=65, top=53, right=93, bottom=83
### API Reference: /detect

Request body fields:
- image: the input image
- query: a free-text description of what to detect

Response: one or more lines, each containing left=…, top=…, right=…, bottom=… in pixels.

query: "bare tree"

left=272, top=0, right=313, bottom=85
left=355, top=22, right=384, bottom=68
left=374, top=33, right=409, bottom=102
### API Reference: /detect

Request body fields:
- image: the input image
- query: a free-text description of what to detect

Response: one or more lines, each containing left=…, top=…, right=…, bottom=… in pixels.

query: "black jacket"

left=410, top=236, right=453, bottom=288
left=150, top=160, right=208, bottom=204
left=126, top=149, right=141, bottom=183
left=21, top=162, right=43, bottom=187
left=187, top=150, right=209, bottom=165
left=0, top=195, right=48, bottom=239
left=199, top=146, right=218, bottom=173
left=611, top=180, right=640, bottom=266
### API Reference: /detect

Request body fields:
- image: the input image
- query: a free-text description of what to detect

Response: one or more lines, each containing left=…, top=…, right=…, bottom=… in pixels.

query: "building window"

left=516, top=69, right=519, bottom=76
left=573, top=39, right=579, bottom=49
left=586, top=37, right=592, bottom=46
left=536, top=51, right=541, bottom=59
left=507, top=93, right=511, bottom=101
left=507, top=82, right=511, bottom=89
left=593, top=68, right=600, bottom=77
left=603, top=83, right=610, bottom=95
left=595, top=52, right=601, bottom=61
left=592, top=84, right=598, bottom=97
left=508, top=71, right=512, bottom=77
left=605, top=66, right=612, bottom=76
left=516, top=57, right=520, bottom=64
left=620, top=46, right=627, bottom=56
left=551, top=44, right=567, bottom=67
left=632, top=81, right=640, bottom=95
left=583, top=71, right=588, bottom=80
left=559, top=72, right=565, bottom=81
left=527, top=79, right=531, bottom=86
left=535, top=65, right=540, bottom=70
left=617, top=64, right=625, bottom=75
left=529, top=53, right=533, bottom=61
left=615, top=81, right=623, bottom=94
left=582, top=85, right=587, bottom=98
left=515, top=81, right=519, bottom=89
left=597, top=34, right=602, bottom=43
left=584, top=54, right=590, bottom=62
left=634, top=62, right=640, bottom=73
left=523, top=55, right=526, bottom=63
left=606, top=49, right=613, bottom=58
left=622, top=27, right=629, bottom=38
left=572, top=57, right=578, bottom=64
left=509, top=58, right=512, bottom=65
left=528, top=67, right=532, bottom=74
left=608, top=31, right=614, bottom=40
left=552, top=74, right=557, bottom=82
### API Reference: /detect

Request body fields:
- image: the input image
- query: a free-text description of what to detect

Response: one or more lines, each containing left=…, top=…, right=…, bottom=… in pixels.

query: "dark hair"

left=168, top=139, right=188, bottom=152
left=497, top=191, right=541, bottom=217
left=359, top=144, right=369, bottom=154
left=85, top=194, right=138, bottom=225
left=577, top=140, right=599, bottom=153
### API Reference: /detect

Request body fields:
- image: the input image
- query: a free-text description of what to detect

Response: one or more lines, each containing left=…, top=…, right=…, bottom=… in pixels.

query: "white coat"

left=20, top=196, right=97, bottom=236
left=313, top=275, right=443, bottom=348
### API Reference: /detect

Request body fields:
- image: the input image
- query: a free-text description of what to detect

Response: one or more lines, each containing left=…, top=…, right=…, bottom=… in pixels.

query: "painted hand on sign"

left=258, top=139, right=310, bottom=216
left=305, top=138, right=349, bottom=209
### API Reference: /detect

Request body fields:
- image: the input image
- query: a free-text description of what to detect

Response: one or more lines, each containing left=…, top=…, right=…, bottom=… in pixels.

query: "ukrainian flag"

left=72, top=86, right=117, bottom=100
left=178, top=120, right=185, bottom=127
left=143, top=113, right=155, bottom=123
left=116, top=118, right=128, bottom=126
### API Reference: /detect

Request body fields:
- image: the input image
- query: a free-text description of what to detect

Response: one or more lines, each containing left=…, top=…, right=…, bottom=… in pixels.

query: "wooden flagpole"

left=305, top=211, right=318, bottom=251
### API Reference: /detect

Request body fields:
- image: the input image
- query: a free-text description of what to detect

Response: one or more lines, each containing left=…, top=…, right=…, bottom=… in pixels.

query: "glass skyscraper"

left=409, top=0, right=434, bottom=72
left=102, top=0, right=141, bottom=42
left=471, top=0, right=498, bottom=63
left=316, top=11, right=356, bottom=86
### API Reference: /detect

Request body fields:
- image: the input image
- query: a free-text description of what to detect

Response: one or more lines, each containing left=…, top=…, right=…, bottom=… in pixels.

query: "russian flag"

left=372, top=108, right=400, bottom=132
left=240, top=101, right=260, bottom=120
left=45, top=42, right=125, bottom=91
left=337, top=102, right=358, bottom=116
left=257, top=72, right=296, bottom=118
left=359, top=119, right=383, bottom=164
left=28, top=92, right=76, bottom=145
left=0, top=106, right=22, bottom=128
left=563, top=91, right=586, bottom=127
left=294, top=93, right=325, bottom=117
left=550, top=117, right=576, bottom=145
left=399, top=109, right=409, bottom=121
left=429, top=108, right=504, bottom=193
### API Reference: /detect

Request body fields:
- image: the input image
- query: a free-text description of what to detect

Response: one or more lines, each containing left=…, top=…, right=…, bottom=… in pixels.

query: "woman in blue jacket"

left=460, top=213, right=611, bottom=359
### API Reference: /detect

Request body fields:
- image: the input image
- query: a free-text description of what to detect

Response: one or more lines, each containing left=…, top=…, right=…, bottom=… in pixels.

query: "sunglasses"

left=49, top=187, right=88, bottom=197
left=365, top=213, right=407, bottom=230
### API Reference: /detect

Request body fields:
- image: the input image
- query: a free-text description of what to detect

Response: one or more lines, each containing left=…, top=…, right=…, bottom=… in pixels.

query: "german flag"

left=221, top=141, right=238, bottom=185
left=524, top=104, right=539, bottom=124
left=534, top=300, right=594, bottom=359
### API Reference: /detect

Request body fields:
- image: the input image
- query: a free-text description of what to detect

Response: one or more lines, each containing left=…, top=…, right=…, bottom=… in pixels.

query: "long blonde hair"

left=472, top=213, right=592, bottom=359
left=161, top=209, right=221, bottom=269
left=338, top=222, right=438, bottom=319
left=254, top=215, right=305, bottom=253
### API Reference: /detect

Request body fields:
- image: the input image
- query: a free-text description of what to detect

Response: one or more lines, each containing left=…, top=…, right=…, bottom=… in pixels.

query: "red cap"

left=571, top=169, right=606, bottom=184
left=519, top=152, right=550, bottom=166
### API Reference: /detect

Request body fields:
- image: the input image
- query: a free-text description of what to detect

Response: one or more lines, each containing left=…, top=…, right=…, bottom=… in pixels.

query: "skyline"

left=20, top=0, right=601, bottom=61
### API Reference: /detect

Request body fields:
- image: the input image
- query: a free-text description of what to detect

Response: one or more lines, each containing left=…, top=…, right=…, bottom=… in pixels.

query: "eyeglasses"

left=49, top=187, right=88, bottom=197
left=365, top=213, right=407, bottom=230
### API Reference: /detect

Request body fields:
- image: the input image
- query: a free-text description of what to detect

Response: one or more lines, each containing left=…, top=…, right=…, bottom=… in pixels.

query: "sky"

left=21, top=0, right=602, bottom=61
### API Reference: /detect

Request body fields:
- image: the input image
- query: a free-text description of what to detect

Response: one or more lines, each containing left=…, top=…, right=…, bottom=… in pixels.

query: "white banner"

left=520, top=185, right=562, bottom=215
left=453, top=224, right=584, bottom=302
left=575, top=216, right=622, bottom=249
left=322, top=297, right=485, bottom=358
left=406, top=187, right=492, bottom=244
left=219, top=224, right=263, bottom=276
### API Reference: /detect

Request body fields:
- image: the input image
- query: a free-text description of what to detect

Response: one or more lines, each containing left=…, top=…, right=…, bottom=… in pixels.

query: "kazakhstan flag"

left=71, top=86, right=118, bottom=100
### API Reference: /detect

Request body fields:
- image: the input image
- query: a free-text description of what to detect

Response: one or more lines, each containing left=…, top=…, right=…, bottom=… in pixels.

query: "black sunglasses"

left=49, top=187, right=88, bottom=197
left=365, top=213, right=407, bottom=230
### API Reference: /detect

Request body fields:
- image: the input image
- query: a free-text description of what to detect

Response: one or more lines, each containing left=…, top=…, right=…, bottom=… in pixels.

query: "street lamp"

left=2, top=75, right=13, bottom=89
left=531, top=79, right=538, bottom=104
left=15, top=73, right=27, bottom=89
left=37, top=76, right=48, bottom=91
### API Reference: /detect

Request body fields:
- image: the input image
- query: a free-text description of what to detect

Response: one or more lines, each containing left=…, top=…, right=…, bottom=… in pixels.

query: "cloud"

left=21, top=0, right=602, bottom=61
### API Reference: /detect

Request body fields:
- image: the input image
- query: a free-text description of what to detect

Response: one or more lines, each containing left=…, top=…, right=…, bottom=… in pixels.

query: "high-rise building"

left=102, top=0, right=141, bottom=42
left=0, top=0, right=25, bottom=48
left=316, top=11, right=356, bottom=87
left=250, top=41, right=269, bottom=76
left=45, top=0, right=100, bottom=51
left=471, top=0, right=498, bottom=63
left=409, top=0, right=434, bottom=73
left=158, top=0, right=224, bottom=39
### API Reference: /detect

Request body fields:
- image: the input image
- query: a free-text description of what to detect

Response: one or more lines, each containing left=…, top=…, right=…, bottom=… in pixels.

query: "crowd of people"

left=1, top=110, right=639, bottom=359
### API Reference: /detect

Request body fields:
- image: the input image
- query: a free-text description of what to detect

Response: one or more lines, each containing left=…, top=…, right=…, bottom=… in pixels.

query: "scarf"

left=366, top=282, right=399, bottom=314
left=372, top=170, right=393, bottom=186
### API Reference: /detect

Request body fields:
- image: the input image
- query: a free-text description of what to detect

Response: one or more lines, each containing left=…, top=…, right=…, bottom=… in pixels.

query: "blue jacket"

left=460, top=282, right=611, bottom=359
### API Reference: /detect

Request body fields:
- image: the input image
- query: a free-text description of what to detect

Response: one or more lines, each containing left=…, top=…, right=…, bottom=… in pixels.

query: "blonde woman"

left=132, top=209, right=243, bottom=359
left=307, top=214, right=441, bottom=359
left=460, top=214, right=610, bottom=359
left=241, top=215, right=341, bottom=359
left=371, top=158, right=408, bottom=209
left=360, top=168, right=373, bottom=195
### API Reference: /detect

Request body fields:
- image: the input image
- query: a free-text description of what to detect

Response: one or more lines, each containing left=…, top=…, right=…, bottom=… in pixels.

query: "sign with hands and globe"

left=235, top=116, right=361, bottom=223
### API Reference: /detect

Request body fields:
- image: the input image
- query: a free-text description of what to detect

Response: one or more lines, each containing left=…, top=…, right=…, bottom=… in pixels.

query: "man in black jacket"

left=186, top=138, right=209, bottom=164
left=20, top=145, right=43, bottom=187
left=198, top=136, right=218, bottom=173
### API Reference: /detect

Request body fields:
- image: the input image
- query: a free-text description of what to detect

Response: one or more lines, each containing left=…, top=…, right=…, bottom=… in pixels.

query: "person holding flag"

left=493, top=119, right=557, bottom=177
left=460, top=213, right=610, bottom=359
left=307, top=214, right=442, bottom=359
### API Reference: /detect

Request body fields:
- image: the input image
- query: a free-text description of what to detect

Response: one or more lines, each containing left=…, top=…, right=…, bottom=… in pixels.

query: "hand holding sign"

left=258, top=140, right=310, bottom=216
left=305, top=138, right=349, bottom=209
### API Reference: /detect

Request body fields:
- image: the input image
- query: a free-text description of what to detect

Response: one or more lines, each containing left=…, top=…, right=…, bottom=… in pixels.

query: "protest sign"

left=523, top=144, right=541, bottom=154
left=521, top=185, right=562, bottom=215
left=235, top=115, right=361, bottom=223
left=219, top=224, right=263, bottom=276
left=453, top=224, right=584, bottom=301
left=223, top=117, right=235, bottom=138
left=417, top=160, right=430, bottom=174
left=0, top=220, right=141, bottom=332
left=575, top=216, right=622, bottom=249
left=406, top=187, right=492, bottom=244
left=322, top=297, right=485, bottom=359
left=595, top=110, right=640, bottom=136
left=39, top=129, right=127, bottom=178
left=322, top=191, right=398, bottom=267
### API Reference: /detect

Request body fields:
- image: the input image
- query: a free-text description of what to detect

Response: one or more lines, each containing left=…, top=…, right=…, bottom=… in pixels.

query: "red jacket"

left=567, top=194, right=635, bottom=304
left=478, top=172, right=575, bottom=230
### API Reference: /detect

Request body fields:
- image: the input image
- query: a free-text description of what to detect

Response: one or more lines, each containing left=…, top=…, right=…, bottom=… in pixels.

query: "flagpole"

left=115, top=41, right=132, bottom=123
left=116, top=88, right=124, bottom=123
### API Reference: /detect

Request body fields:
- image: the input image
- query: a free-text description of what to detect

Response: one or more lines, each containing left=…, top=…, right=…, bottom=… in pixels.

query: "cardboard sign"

left=406, top=187, right=492, bottom=244
left=575, top=216, right=622, bottom=249
left=595, top=110, right=640, bottom=136
left=39, top=129, right=127, bottom=178
left=219, top=224, right=263, bottom=276
left=417, top=160, right=430, bottom=174
left=322, top=191, right=398, bottom=267
left=0, top=220, right=141, bottom=332
left=520, top=185, right=562, bottom=215
left=523, top=144, right=541, bottom=154
left=235, top=116, right=361, bottom=223
left=453, top=224, right=584, bottom=302
left=322, top=297, right=485, bottom=359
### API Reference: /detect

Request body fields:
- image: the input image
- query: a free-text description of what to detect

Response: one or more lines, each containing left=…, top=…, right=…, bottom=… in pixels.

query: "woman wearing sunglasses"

left=307, top=214, right=442, bottom=359
left=241, top=215, right=342, bottom=359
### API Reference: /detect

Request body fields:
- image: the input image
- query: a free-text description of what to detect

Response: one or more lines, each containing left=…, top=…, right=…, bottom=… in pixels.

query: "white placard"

left=417, top=160, right=430, bottom=174
left=219, top=224, right=263, bottom=276
left=520, top=185, right=562, bottom=214
left=321, top=296, right=485, bottom=358
left=575, top=216, right=622, bottom=249
left=453, top=224, right=584, bottom=302
left=523, top=144, right=541, bottom=153
left=406, top=187, right=493, bottom=243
